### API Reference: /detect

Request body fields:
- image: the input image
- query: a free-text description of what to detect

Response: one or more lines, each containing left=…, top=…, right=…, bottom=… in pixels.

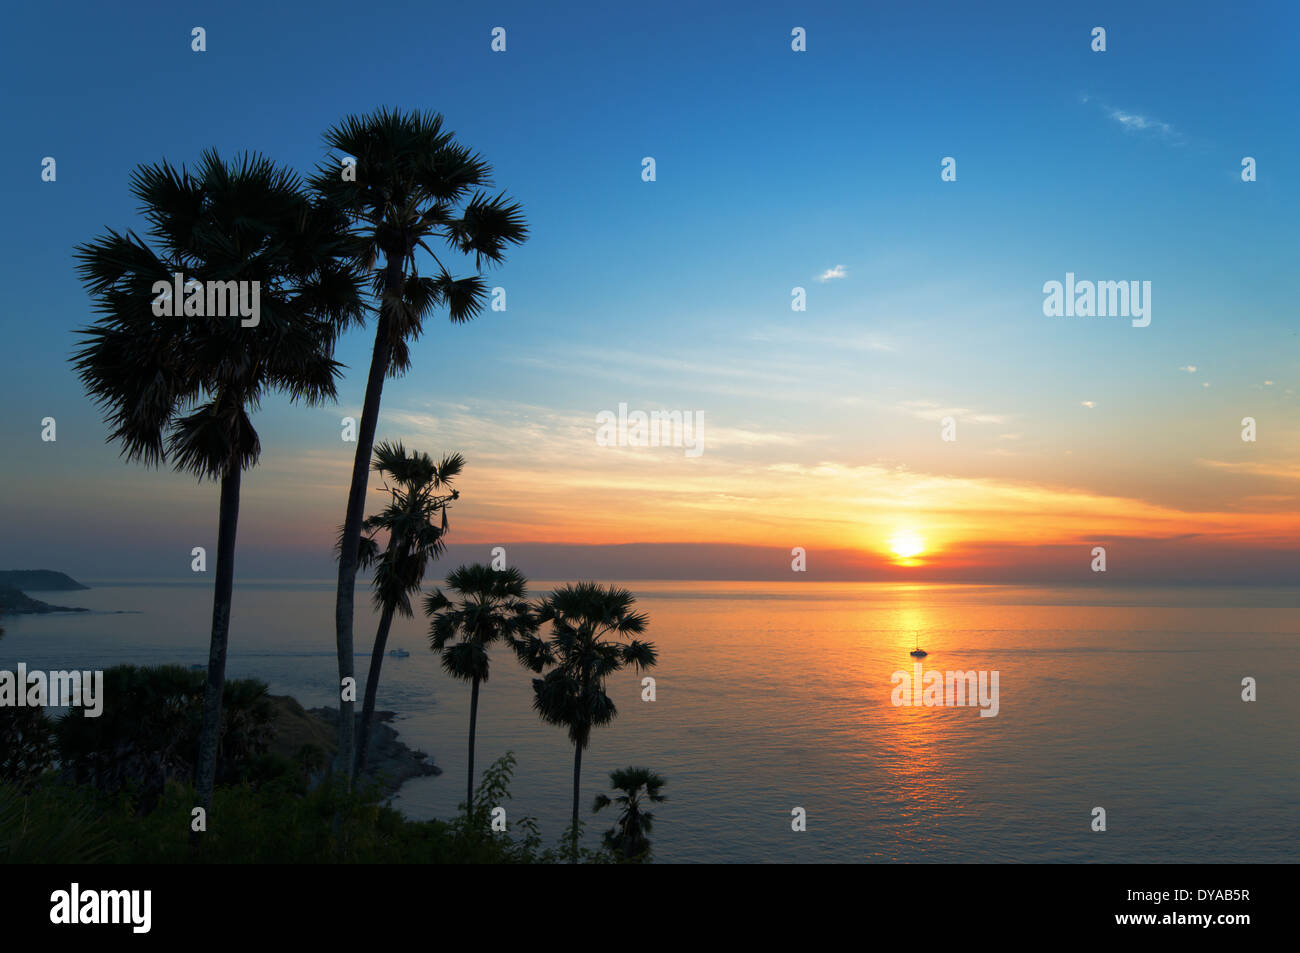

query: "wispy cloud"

left=1108, top=108, right=1178, bottom=138
left=896, top=399, right=1007, bottom=425
left=817, top=264, right=847, bottom=282
left=1082, top=94, right=1184, bottom=143
left=1179, top=365, right=1197, bottom=373
left=1198, top=459, right=1300, bottom=481
left=748, top=325, right=895, bottom=353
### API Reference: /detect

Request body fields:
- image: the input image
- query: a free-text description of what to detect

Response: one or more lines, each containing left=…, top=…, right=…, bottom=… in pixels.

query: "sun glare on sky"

left=889, top=532, right=926, bottom=564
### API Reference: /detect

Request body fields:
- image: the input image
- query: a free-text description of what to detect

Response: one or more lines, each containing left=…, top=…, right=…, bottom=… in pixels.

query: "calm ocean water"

left=3, top=580, right=1297, bottom=863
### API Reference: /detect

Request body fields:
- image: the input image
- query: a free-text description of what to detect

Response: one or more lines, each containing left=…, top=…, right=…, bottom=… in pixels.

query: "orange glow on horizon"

left=213, top=412, right=1300, bottom=575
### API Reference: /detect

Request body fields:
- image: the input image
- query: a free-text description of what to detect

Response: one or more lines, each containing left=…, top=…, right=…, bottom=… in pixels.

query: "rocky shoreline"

left=0, top=570, right=91, bottom=614
left=0, top=586, right=89, bottom=614
left=265, top=695, right=440, bottom=798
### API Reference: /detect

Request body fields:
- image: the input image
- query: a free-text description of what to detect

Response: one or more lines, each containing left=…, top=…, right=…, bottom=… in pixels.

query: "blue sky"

left=1, top=0, right=1296, bottom=581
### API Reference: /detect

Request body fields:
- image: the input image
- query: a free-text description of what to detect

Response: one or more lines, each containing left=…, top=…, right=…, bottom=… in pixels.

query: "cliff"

left=0, top=570, right=89, bottom=591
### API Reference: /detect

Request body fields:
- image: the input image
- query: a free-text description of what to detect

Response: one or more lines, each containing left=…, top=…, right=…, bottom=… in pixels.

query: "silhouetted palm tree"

left=425, top=565, right=541, bottom=807
left=350, top=442, right=463, bottom=779
left=531, top=583, right=657, bottom=837
left=310, top=108, right=528, bottom=779
left=593, top=766, right=667, bottom=861
left=72, top=150, right=363, bottom=812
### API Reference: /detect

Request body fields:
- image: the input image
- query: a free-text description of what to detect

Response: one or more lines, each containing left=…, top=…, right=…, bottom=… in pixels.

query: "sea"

left=3, top=580, right=1297, bottom=863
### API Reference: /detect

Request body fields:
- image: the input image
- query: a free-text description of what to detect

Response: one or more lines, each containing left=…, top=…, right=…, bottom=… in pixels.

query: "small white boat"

left=388, top=648, right=410, bottom=658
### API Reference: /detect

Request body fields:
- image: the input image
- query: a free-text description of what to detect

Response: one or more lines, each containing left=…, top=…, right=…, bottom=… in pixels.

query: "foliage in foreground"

left=0, top=753, right=617, bottom=864
left=55, top=665, right=276, bottom=809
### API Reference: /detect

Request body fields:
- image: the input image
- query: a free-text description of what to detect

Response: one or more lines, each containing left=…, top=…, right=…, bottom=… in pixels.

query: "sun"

left=889, top=532, right=926, bottom=563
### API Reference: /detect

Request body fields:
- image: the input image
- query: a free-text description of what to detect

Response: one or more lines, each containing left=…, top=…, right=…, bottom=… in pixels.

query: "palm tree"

left=424, top=565, right=541, bottom=807
left=310, top=108, right=528, bottom=779
left=350, top=442, right=463, bottom=779
left=593, top=766, right=667, bottom=861
left=531, top=583, right=658, bottom=837
left=72, top=150, right=364, bottom=813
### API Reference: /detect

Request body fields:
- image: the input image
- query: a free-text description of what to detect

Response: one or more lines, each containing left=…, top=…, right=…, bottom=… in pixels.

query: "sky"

left=0, top=0, right=1297, bottom=583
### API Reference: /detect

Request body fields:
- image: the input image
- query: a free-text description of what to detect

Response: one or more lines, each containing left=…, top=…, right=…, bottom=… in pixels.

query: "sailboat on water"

left=909, top=633, right=927, bottom=658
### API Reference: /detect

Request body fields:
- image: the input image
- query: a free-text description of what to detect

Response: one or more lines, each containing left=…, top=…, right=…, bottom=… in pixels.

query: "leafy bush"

left=0, top=754, right=613, bottom=863
left=56, top=665, right=274, bottom=809
left=0, top=706, right=56, bottom=789
left=0, top=782, right=115, bottom=863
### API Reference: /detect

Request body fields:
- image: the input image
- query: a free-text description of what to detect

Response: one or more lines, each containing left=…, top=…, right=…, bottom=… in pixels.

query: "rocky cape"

left=0, top=570, right=89, bottom=591
left=0, top=586, right=88, bottom=614
left=265, top=695, right=440, bottom=798
left=0, top=570, right=90, bottom=615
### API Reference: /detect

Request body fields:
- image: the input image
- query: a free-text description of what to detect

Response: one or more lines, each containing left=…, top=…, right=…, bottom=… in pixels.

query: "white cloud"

left=1107, top=108, right=1181, bottom=142
left=896, top=399, right=1007, bottom=425
left=817, top=264, right=847, bottom=282
left=748, top=326, right=894, bottom=352
left=1081, top=401, right=1097, bottom=409
left=1084, top=96, right=1183, bottom=143
left=1179, top=365, right=1197, bottom=373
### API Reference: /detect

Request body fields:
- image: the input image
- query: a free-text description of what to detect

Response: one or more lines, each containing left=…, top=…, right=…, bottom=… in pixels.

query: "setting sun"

left=889, top=532, right=926, bottom=562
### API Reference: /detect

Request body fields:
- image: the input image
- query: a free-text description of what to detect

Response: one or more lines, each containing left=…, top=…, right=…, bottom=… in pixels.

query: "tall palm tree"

left=350, top=441, right=463, bottom=779
left=531, top=583, right=658, bottom=837
left=593, top=766, right=667, bottom=861
left=424, top=565, right=541, bottom=808
left=310, top=108, right=528, bottom=779
left=72, top=150, right=364, bottom=813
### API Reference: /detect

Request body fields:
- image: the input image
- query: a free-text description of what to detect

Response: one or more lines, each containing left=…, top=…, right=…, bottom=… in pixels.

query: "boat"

left=909, top=634, right=927, bottom=658
left=388, top=648, right=410, bottom=658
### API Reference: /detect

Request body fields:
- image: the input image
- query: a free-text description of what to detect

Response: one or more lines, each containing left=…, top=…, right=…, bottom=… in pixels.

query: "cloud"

left=748, top=326, right=894, bottom=352
left=1082, top=95, right=1183, bottom=143
left=817, top=264, right=847, bottom=282
left=1198, top=459, right=1300, bottom=481
left=1106, top=107, right=1182, bottom=142
left=1081, top=401, right=1097, bottom=408
left=511, top=346, right=813, bottom=401
left=1179, top=365, right=1197, bottom=373
left=896, top=399, right=1007, bottom=424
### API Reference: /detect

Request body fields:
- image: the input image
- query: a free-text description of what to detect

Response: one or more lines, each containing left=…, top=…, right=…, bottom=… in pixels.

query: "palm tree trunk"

left=467, top=676, right=480, bottom=808
left=353, top=604, right=396, bottom=779
left=571, top=741, right=583, bottom=837
left=333, top=258, right=402, bottom=784
left=195, top=464, right=242, bottom=813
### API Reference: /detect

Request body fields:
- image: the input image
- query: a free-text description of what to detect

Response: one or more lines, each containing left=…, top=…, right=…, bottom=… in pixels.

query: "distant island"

left=0, top=569, right=89, bottom=591
left=0, top=570, right=90, bottom=614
